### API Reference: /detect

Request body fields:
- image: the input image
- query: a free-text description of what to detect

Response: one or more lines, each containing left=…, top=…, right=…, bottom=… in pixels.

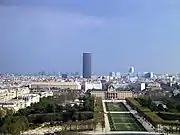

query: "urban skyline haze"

left=1, top=0, right=180, bottom=74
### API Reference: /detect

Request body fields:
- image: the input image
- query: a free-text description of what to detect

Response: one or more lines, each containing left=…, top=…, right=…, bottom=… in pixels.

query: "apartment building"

left=22, top=94, right=40, bottom=107
left=0, top=87, right=30, bottom=101
left=16, top=87, right=30, bottom=97
left=32, top=90, right=53, bottom=98
left=0, top=99, right=25, bottom=112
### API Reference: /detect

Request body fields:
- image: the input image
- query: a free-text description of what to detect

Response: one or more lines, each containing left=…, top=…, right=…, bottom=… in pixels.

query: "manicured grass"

left=105, top=102, right=129, bottom=112
left=113, top=117, right=134, bottom=123
left=114, top=123, right=142, bottom=131
left=108, top=113, right=146, bottom=131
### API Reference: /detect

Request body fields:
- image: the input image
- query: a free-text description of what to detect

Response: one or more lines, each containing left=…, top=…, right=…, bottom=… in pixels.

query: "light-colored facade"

left=16, top=87, right=30, bottom=97
left=91, top=90, right=105, bottom=99
left=110, top=82, right=129, bottom=89
left=141, top=83, right=146, bottom=90
left=147, top=82, right=161, bottom=90
left=39, top=91, right=53, bottom=98
left=32, top=90, right=54, bottom=98
left=29, top=81, right=81, bottom=90
left=90, top=84, right=134, bottom=100
left=0, top=89, right=12, bottom=101
left=84, top=81, right=102, bottom=91
left=91, top=90, right=133, bottom=100
left=0, top=87, right=30, bottom=101
left=22, top=94, right=40, bottom=107
left=0, top=91, right=53, bottom=111
left=0, top=99, right=26, bottom=112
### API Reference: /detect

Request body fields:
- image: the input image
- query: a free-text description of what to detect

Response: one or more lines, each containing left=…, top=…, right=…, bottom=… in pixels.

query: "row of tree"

left=126, top=97, right=180, bottom=134
left=93, top=97, right=105, bottom=131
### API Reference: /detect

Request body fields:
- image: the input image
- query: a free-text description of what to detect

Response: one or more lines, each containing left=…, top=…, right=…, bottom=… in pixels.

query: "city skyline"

left=1, top=0, right=180, bottom=74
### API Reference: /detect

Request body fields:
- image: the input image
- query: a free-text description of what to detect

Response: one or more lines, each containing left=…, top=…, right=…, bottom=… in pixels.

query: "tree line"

left=0, top=93, right=95, bottom=135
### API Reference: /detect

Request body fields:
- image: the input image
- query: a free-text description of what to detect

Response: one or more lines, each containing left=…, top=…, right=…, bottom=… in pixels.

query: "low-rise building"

left=0, top=87, right=30, bottom=101
left=0, top=99, right=26, bottom=111
left=39, top=91, right=53, bottom=98
left=32, top=90, right=53, bottom=98
left=91, top=90, right=105, bottom=99
left=16, top=87, right=30, bottom=97
left=29, top=81, right=81, bottom=90
left=147, top=82, right=161, bottom=90
left=84, top=81, right=102, bottom=91
left=22, top=94, right=40, bottom=107
left=90, top=84, right=135, bottom=100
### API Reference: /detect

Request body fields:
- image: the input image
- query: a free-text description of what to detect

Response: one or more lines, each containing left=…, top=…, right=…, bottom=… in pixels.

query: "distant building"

left=32, top=90, right=53, bottom=98
left=146, top=82, right=161, bottom=90
left=144, top=72, right=154, bottom=78
left=115, top=72, right=121, bottom=78
left=0, top=99, right=25, bottom=112
left=129, top=77, right=138, bottom=83
left=22, top=94, right=40, bottom=107
left=83, top=53, right=92, bottom=78
left=109, top=72, right=116, bottom=77
left=90, top=83, right=135, bottom=100
left=141, top=83, right=146, bottom=90
left=61, top=73, right=68, bottom=79
left=84, top=81, right=102, bottom=92
left=129, top=67, right=134, bottom=74
left=29, top=81, right=81, bottom=90
left=90, top=90, right=105, bottom=99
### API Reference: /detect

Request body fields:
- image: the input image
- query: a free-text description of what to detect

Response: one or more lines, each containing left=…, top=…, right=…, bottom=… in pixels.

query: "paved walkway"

left=82, top=131, right=175, bottom=135
left=123, top=102, right=155, bottom=132
left=102, top=100, right=156, bottom=133
left=103, top=100, right=126, bottom=103
left=105, top=111, right=131, bottom=114
left=22, top=125, right=62, bottom=135
left=102, top=100, right=111, bottom=132
left=102, top=100, right=157, bottom=133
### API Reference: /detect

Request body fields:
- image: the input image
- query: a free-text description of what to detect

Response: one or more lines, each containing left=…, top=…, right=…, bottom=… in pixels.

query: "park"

left=105, top=102, right=146, bottom=132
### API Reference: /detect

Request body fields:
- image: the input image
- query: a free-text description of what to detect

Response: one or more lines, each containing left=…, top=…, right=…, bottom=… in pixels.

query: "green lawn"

left=113, top=117, right=134, bottom=123
left=114, top=123, right=143, bottom=131
left=106, top=102, right=129, bottom=112
left=108, top=113, right=146, bottom=131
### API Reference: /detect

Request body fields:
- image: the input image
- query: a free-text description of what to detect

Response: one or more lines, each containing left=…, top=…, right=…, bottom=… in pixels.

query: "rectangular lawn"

left=106, top=102, right=129, bottom=112
left=108, top=113, right=146, bottom=131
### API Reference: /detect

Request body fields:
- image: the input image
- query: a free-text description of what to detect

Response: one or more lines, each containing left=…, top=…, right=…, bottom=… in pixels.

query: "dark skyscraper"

left=83, top=53, right=91, bottom=78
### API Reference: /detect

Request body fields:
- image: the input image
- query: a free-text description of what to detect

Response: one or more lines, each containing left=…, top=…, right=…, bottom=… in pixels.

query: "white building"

left=0, top=99, right=26, bottom=112
left=129, top=77, right=138, bottom=83
left=39, top=91, right=53, bottom=98
left=111, top=82, right=129, bottom=89
left=16, top=87, right=30, bottom=97
left=29, top=81, right=81, bottom=90
left=147, top=82, right=161, bottom=88
left=22, top=94, right=40, bottom=107
left=84, top=81, right=102, bottom=91
left=140, top=83, right=146, bottom=90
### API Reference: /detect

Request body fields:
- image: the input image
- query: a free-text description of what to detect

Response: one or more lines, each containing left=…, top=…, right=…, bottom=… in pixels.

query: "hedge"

left=126, top=98, right=180, bottom=127
left=157, top=112, right=180, bottom=121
